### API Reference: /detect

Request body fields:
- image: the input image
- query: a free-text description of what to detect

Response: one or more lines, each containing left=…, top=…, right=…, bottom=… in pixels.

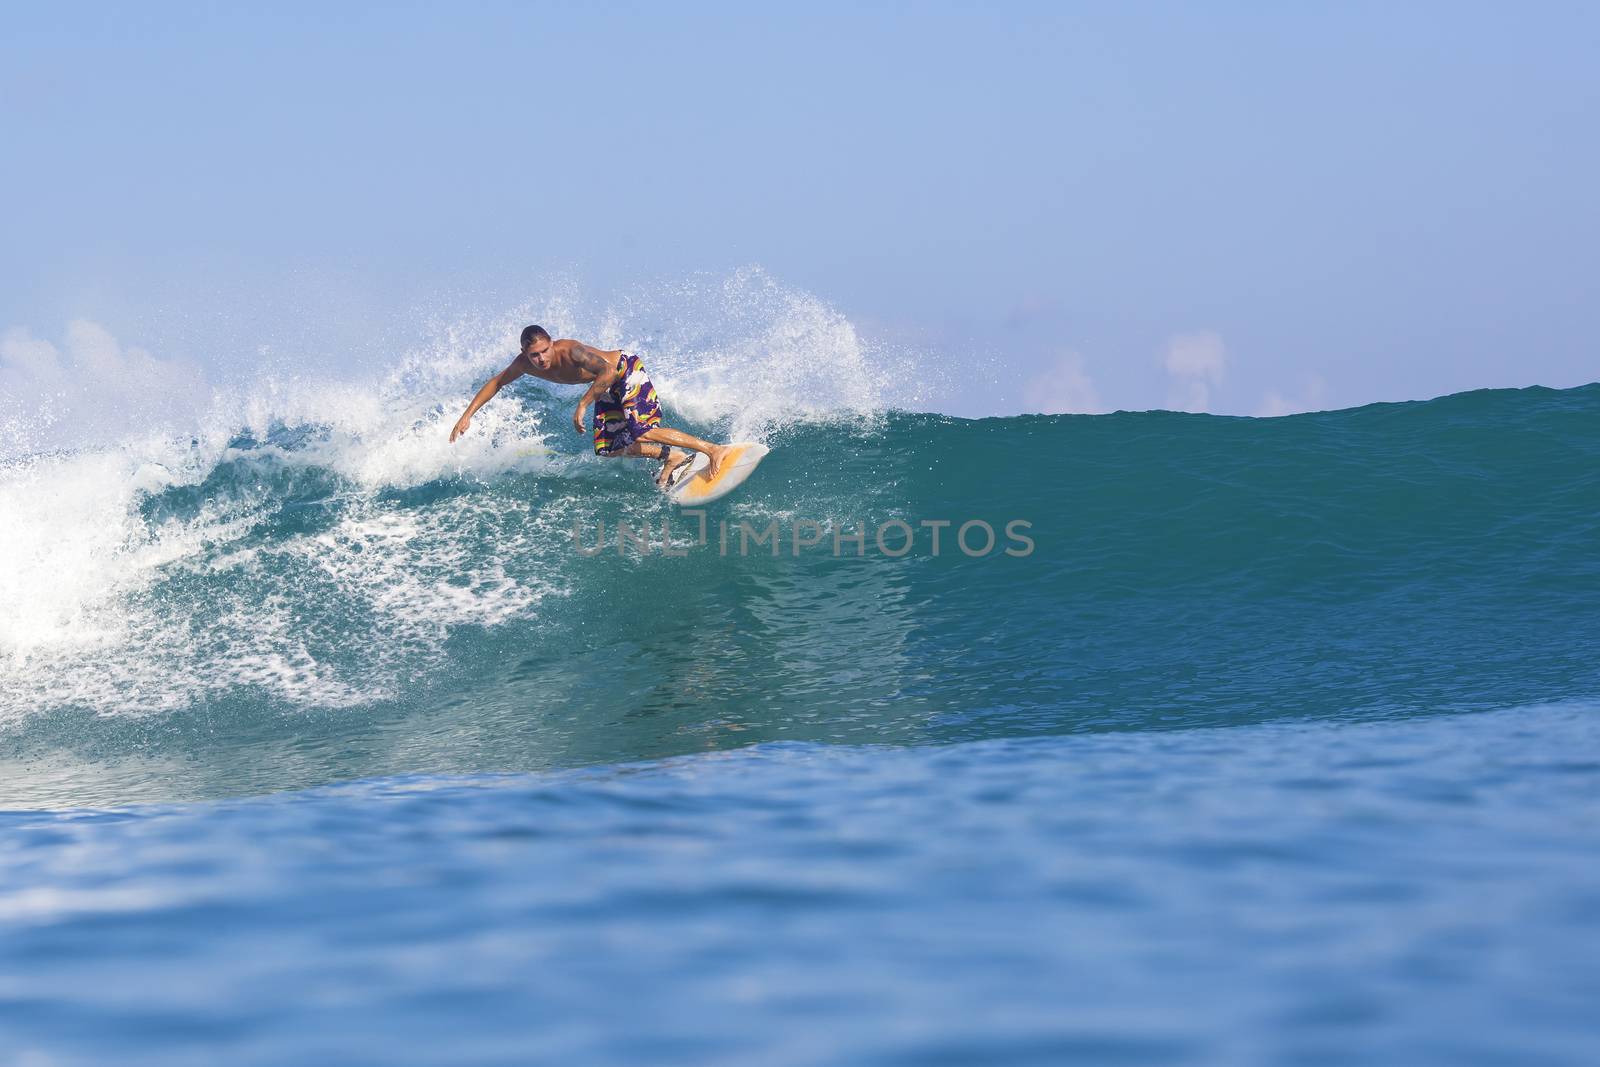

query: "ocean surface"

left=3, top=314, right=1599, bottom=1064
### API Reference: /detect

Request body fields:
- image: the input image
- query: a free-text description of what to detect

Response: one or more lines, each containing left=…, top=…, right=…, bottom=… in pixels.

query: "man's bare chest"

left=519, top=353, right=593, bottom=385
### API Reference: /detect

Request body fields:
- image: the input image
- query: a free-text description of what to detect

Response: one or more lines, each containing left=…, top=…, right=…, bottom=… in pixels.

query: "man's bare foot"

left=655, top=448, right=693, bottom=489
left=706, top=445, right=732, bottom=480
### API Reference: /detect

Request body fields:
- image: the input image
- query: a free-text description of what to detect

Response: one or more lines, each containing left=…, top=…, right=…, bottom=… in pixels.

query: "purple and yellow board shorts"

left=593, top=353, right=663, bottom=455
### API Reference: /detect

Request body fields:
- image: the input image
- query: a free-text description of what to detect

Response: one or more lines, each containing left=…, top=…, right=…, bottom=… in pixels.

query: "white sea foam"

left=628, top=268, right=909, bottom=440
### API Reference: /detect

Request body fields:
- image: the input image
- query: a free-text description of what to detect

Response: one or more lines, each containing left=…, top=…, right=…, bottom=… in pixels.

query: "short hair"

left=520, top=324, right=551, bottom=348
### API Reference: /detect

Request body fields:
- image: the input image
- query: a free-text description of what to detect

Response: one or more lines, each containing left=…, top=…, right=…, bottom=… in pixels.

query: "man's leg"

left=605, top=441, right=668, bottom=459
left=608, top=361, right=728, bottom=479
left=638, top=426, right=730, bottom=478
left=606, top=439, right=693, bottom=488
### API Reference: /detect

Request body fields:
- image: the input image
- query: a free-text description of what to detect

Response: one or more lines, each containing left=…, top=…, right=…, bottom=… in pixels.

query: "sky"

left=3, top=1, right=1597, bottom=418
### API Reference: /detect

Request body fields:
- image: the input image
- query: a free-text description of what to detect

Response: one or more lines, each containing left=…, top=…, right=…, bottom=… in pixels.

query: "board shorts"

left=593, top=353, right=663, bottom=455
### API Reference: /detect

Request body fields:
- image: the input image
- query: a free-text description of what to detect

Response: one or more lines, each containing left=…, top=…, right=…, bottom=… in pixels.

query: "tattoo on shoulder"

left=570, top=344, right=611, bottom=374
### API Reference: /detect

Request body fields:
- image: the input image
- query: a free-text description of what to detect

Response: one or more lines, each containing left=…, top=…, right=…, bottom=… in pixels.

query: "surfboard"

left=663, top=442, right=769, bottom=504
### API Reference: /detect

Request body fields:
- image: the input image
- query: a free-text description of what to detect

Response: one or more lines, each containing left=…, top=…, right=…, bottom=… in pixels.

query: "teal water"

left=3, top=381, right=1600, bottom=1063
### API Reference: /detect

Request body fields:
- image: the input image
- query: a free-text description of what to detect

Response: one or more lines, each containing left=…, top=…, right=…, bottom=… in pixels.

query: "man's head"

left=520, top=324, right=552, bottom=368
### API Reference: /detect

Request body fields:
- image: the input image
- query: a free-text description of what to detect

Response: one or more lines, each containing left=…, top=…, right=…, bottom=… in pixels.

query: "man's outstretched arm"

left=450, top=359, right=526, bottom=442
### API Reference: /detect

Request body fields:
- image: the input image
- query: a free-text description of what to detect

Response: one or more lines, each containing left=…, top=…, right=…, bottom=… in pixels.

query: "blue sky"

left=3, top=1, right=1597, bottom=417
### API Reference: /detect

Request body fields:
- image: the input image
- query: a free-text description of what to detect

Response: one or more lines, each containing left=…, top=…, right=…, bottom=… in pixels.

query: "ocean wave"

left=4, top=307, right=1599, bottom=804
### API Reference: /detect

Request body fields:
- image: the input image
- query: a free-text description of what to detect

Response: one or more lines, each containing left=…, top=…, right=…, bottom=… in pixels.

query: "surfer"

left=449, top=325, right=729, bottom=487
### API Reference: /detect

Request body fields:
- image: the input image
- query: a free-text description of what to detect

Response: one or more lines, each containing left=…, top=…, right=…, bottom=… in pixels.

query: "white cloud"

left=1255, top=374, right=1329, bottom=417
left=0, top=331, right=59, bottom=379
left=1023, top=352, right=1105, bottom=414
left=0, top=321, right=208, bottom=453
left=1163, top=331, right=1226, bottom=412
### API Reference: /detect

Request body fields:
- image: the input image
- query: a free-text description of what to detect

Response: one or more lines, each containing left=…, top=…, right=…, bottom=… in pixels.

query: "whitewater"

left=2, top=274, right=1599, bottom=1065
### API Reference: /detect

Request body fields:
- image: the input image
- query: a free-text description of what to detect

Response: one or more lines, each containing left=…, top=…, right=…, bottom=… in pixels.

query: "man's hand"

left=572, top=403, right=587, bottom=434
left=449, top=414, right=471, bottom=443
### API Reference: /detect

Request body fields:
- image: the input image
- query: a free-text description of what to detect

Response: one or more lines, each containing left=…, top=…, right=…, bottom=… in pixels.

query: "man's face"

left=523, top=336, right=552, bottom=369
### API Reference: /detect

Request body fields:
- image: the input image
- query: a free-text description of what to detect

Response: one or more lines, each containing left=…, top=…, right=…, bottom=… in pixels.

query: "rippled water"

left=4, top=705, right=1598, bottom=1066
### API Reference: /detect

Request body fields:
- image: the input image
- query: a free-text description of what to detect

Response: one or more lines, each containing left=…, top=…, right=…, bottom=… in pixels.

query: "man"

left=449, top=325, right=728, bottom=486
